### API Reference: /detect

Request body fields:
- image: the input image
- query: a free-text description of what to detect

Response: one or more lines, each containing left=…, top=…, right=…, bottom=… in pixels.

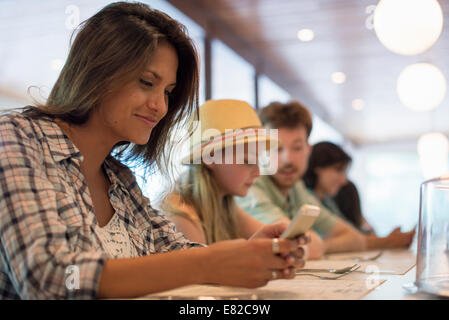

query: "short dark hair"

left=258, top=101, right=313, bottom=137
left=303, top=141, right=352, bottom=189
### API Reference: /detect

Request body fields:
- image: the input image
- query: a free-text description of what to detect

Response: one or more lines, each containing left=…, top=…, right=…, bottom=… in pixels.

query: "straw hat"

left=181, top=99, right=278, bottom=165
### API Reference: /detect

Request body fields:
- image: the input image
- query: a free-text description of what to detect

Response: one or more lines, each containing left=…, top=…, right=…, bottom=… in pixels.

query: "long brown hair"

left=22, top=1, right=199, bottom=174
left=162, top=165, right=239, bottom=244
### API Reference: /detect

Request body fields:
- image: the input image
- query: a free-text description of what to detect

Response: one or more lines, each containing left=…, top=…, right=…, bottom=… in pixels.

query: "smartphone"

left=280, top=204, right=320, bottom=239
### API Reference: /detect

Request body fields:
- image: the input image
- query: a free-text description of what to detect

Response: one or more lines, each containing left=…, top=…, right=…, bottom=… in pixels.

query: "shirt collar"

left=38, top=117, right=132, bottom=194
left=103, top=156, right=132, bottom=197
left=38, top=116, right=84, bottom=163
left=261, top=175, right=291, bottom=207
left=261, top=175, right=302, bottom=215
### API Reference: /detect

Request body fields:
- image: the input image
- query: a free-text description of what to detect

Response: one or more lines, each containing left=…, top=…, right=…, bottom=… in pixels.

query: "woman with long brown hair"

left=0, top=2, right=306, bottom=299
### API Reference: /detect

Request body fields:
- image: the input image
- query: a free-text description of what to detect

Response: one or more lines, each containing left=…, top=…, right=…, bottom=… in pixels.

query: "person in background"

left=304, top=141, right=414, bottom=248
left=162, top=99, right=309, bottom=262
left=236, top=101, right=415, bottom=258
left=334, top=180, right=375, bottom=235
left=0, top=2, right=304, bottom=300
left=303, top=141, right=352, bottom=222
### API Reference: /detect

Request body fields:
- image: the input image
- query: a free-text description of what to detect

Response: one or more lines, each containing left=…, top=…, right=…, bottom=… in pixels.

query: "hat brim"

left=181, top=134, right=278, bottom=165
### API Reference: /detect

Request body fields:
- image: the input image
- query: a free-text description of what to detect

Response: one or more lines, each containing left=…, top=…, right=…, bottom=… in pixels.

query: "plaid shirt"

left=0, top=112, right=202, bottom=299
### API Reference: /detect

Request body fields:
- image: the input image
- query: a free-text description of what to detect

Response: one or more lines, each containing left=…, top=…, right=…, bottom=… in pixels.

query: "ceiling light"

left=397, top=63, right=447, bottom=111
left=297, top=29, right=314, bottom=42
left=331, top=72, right=346, bottom=84
left=374, top=0, right=443, bottom=55
left=417, top=132, right=449, bottom=179
left=352, top=99, right=365, bottom=110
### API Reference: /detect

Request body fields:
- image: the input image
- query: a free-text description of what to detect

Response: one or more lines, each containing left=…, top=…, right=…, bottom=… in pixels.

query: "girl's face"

left=315, top=163, right=348, bottom=197
left=96, top=41, right=178, bottom=145
left=206, top=147, right=261, bottom=197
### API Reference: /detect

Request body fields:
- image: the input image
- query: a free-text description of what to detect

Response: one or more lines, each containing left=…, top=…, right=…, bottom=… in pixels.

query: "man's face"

left=271, top=126, right=311, bottom=190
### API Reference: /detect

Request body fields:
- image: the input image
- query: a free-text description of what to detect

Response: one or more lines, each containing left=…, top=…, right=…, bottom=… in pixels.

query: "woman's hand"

left=197, top=222, right=311, bottom=289
left=384, top=227, right=415, bottom=248
left=305, top=230, right=325, bottom=260
left=250, top=222, right=309, bottom=245
left=250, top=222, right=309, bottom=266
left=202, top=237, right=305, bottom=288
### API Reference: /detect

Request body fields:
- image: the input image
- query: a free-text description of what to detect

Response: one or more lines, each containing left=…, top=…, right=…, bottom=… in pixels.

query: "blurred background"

left=1, top=0, right=448, bottom=236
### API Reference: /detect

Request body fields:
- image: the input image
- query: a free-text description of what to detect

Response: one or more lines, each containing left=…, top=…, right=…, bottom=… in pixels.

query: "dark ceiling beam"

left=166, top=0, right=331, bottom=121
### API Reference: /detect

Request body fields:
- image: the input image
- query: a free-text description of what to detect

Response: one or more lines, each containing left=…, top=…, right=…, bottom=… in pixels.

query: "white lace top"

left=95, top=213, right=139, bottom=259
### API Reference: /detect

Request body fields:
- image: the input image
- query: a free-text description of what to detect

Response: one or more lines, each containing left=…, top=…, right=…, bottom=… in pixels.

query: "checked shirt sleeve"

left=0, top=118, right=109, bottom=299
left=145, top=206, right=206, bottom=252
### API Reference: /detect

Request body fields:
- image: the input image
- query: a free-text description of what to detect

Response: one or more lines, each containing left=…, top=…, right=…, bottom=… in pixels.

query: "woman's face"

left=206, top=147, right=261, bottom=197
left=97, top=41, right=178, bottom=145
left=315, top=163, right=348, bottom=197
